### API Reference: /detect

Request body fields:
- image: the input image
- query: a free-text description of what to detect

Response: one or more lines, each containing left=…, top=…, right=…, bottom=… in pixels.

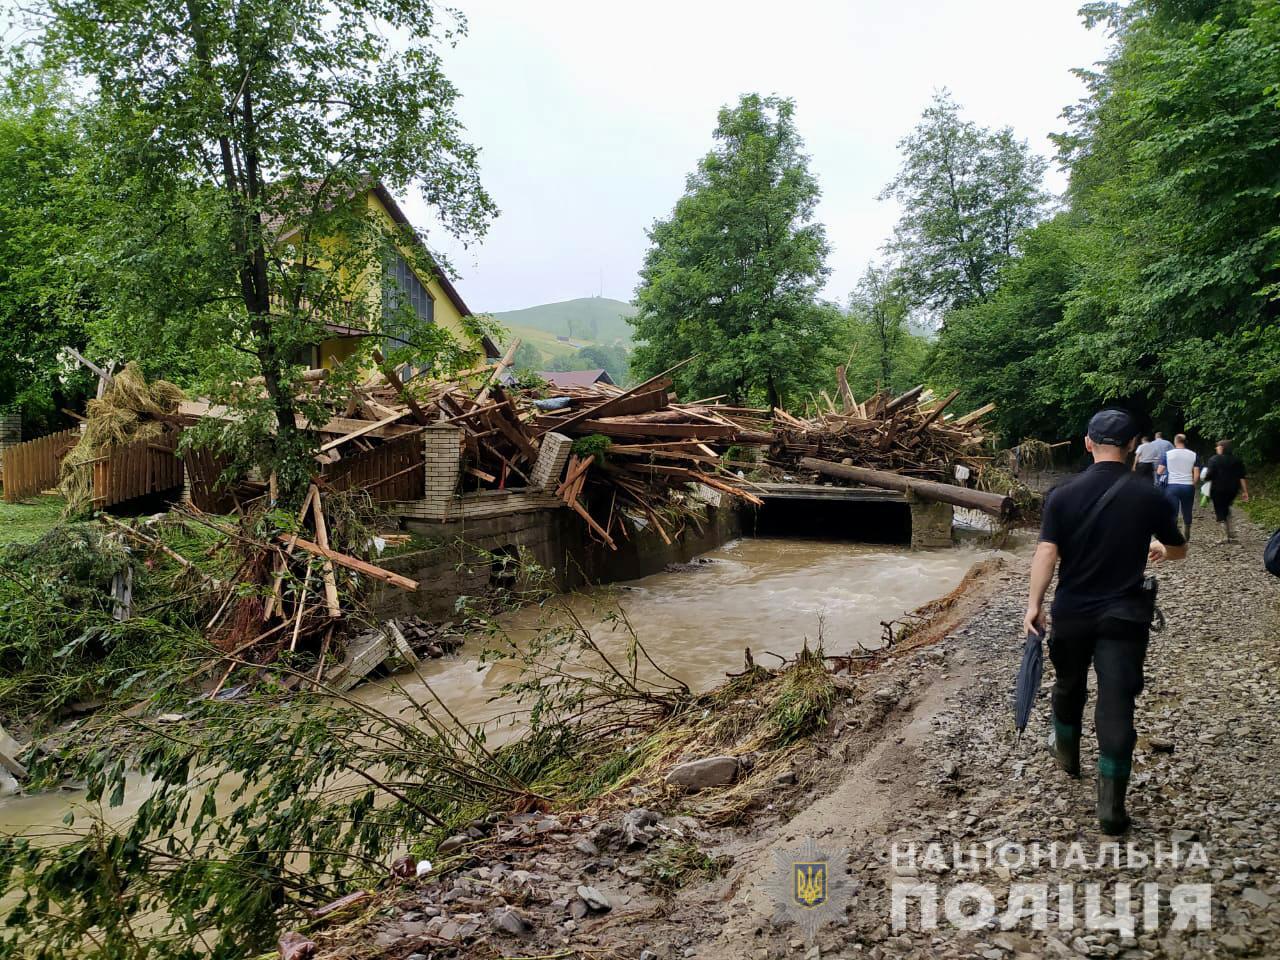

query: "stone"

left=1149, top=736, right=1175, bottom=752
left=575, top=838, right=600, bottom=856
left=665, top=756, right=740, bottom=790
left=576, top=884, right=612, bottom=912
left=775, top=770, right=798, bottom=785
left=437, top=834, right=468, bottom=855
left=1242, top=887, right=1273, bottom=908
left=569, top=898, right=589, bottom=920
left=621, top=807, right=661, bottom=847
left=872, top=687, right=899, bottom=706
left=491, top=907, right=532, bottom=936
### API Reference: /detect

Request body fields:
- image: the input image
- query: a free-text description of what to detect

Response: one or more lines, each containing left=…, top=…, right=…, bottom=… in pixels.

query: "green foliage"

left=1240, top=463, right=1280, bottom=532
left=843, top=264, right=928, bottom=397
left=23, top=0, right=497, bottom=500
left=570, top=434, right=613, bottom=460
left=642, top=840, right=732, bottom=894
left=630, top=94, right=839, bottom=408
left=0, top=59, right=97, bottom=430
left=508, top=339, right=544, bottom=373
left=545, top=342, right=633, bottom=386
left=0, top=522, right=206, bottom=726
left=933, top=1, right=1280, bottom=457
left=764, top=643, right=835, bottom=747
left=880, top=90, right=1049, bottom=316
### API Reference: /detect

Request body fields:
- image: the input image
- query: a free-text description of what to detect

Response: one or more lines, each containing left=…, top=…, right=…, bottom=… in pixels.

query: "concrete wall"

left=374, top=493, right=742, bottom=621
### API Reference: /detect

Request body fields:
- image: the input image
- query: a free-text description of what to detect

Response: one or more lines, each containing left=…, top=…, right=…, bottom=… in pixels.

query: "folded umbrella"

left=1013, top=629, right=1044, bottom=737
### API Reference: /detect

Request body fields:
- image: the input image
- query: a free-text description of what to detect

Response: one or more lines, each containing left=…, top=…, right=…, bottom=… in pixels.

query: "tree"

left=0, top=60, right=96, bottom=431
left=31, top=0, right=497, bottom=496
left=509, top=339, right=544, bottom=374
left=880, top=91, right=1049, bottom=317
left=630, top=94, right=837, bottom=408
left=845, top=264, right=917, bottom=393
left=546, top=342, right=632, bottom=386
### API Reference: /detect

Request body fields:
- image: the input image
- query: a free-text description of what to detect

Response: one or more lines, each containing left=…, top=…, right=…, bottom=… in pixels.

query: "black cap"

left=1087, top=408, right=1139, bottom=447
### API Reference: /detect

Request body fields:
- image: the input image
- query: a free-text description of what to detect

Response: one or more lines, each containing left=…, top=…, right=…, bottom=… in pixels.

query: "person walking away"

left=1205, top=439, right=1249, bottom=543
left=1132, top=435, right=1159, bottom=481
left=1158, top=434, right=1199, bottom=542
left=1025, top=409, right=1187, bottom=835
left=1149, top=432, right=1173, bottom=487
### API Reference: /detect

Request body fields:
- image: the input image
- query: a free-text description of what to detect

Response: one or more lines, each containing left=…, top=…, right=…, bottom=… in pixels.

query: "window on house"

left=383, top=251, right=436, bottom=355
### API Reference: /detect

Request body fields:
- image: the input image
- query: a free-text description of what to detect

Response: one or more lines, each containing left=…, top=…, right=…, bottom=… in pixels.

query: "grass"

left=0, top=495, right=67, bottom=545
left=1240, top=462, right=1280, bottom=532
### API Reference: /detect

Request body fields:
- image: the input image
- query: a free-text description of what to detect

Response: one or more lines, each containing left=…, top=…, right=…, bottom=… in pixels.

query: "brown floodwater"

left=0, top=536, right=1004, bottom=837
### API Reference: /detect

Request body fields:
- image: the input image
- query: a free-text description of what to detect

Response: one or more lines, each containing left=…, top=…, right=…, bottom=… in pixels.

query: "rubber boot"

left=1226, top=517, right=1237, bottom=544
left=1047, top=718, right=1081, bottom=778
left=1183, top=519, right=1192, bottom=543
left=1217, top=521, right=1229, bottom=544
left=1097, top=774, right=1131, bottom=836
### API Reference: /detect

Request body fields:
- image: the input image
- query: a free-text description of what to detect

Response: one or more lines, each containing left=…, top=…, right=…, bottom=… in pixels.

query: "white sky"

left=409, top=1, right=1114, bottom=313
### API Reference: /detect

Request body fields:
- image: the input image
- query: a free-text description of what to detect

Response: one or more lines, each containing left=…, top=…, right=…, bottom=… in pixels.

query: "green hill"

left=489, top=297, right=636, bottom=346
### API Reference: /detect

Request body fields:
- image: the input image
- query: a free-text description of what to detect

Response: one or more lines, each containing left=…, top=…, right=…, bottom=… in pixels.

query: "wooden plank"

left=573, top=420, right=737, bottom=440
left=318, top=410, right=411, bottom=453
left=911, top=389, right=961, bottom=436
left=532, top=355, right=695, bottom=436
left=311, top=491, right=342, bottom=617
left=280, top=534, right=419, bottom=591
left=955, top=402, right=997, bottom=426
left=475, top=338, right=520, bottom=406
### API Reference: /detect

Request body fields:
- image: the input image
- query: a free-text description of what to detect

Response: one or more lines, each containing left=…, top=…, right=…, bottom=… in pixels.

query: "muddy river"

left=0, top=536, right=1002, bottom=836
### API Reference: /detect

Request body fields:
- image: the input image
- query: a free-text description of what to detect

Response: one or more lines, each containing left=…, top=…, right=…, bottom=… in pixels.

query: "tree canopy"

left=629, top=94, right=839, bottom=408
left=930, top=0, right=1280, bottom=455
left=880, top=91, right=1049, bottom=318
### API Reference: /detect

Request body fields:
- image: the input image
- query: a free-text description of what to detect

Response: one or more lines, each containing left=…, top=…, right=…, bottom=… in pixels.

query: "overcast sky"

left=408, top=1, right=1114, bottom=314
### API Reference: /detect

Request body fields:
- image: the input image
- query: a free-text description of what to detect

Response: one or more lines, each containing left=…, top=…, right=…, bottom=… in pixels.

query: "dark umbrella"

left=1013, top=630, right=1044, bottom=737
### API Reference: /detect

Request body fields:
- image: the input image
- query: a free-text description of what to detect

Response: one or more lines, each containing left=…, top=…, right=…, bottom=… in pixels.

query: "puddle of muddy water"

left=0, top=537, right=1013, bottom=837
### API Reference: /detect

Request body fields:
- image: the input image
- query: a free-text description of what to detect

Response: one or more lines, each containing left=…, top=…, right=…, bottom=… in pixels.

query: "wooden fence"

left=1, top=429, right=80, bottom=502
left=322, top=433, right=425, bottom=502
left=84, top=432, right=184, bottom=509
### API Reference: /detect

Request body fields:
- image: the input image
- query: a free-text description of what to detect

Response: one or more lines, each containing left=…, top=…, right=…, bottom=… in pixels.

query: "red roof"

left=537, top=369, right=615, bottom=388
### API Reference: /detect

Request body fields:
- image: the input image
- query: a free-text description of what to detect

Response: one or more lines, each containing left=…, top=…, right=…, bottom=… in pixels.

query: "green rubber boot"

left=1047, top=718, right=1081, bottom=778
left=1097, top=753, right=1132, bottom=835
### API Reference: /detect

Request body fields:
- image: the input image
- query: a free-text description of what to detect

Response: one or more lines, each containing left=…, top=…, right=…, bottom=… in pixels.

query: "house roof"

left=537, top=369, right=616, bottom=388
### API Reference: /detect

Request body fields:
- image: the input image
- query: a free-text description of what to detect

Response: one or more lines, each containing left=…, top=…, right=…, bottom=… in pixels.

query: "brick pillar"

left=530, top=431, right=574, bottom=491
left=909, top=497, right=955, bottom=549
left=423, top=425, right=463, bottom=517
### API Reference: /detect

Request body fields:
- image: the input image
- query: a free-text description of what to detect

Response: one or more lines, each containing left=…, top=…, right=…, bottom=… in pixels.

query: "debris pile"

left=766, top=383, right=992, bottom=482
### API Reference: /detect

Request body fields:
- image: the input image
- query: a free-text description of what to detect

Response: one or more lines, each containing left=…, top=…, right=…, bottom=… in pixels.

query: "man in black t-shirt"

left=1024, top=409, right=1187, bottom=835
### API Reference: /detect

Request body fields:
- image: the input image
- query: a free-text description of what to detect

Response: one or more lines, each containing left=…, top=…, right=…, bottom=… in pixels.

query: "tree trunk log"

left=798, top=457, right=1013, bottom=517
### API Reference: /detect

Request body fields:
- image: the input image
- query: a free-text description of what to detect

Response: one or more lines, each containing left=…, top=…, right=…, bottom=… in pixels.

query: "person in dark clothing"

left=1204, top=439, right=1250, bottom=543
left=1025, top=408, right=1187, bottom=835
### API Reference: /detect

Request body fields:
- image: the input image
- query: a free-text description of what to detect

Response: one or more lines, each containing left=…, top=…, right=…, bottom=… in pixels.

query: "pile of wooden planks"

left=766, top=379, right=993, bottom=483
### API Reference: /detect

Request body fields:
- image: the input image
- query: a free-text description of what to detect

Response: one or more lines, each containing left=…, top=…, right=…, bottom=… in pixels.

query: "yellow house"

left=280, top=183, right=499, bottom=370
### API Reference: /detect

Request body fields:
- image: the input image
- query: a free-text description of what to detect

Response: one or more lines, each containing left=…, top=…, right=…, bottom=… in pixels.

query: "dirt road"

left=670, top=510, right=1280, bottom=959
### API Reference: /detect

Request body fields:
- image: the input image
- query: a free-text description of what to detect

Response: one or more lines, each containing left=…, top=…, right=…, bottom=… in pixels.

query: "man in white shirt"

left=1157, top=434, right=1200, bottom=541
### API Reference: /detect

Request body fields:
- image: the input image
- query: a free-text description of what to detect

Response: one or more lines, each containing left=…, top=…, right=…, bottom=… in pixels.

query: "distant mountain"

left=489, top=297, right=636, bottom=346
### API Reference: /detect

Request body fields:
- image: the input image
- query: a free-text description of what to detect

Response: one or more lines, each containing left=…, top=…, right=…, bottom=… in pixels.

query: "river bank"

left=311, top=503, right=1278, bottom=959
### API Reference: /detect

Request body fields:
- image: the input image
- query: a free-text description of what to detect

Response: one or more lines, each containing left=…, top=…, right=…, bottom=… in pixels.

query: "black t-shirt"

left=1206, top=453, right=1247, bottom=495
left=1040, top=461, right=1186, bottom=617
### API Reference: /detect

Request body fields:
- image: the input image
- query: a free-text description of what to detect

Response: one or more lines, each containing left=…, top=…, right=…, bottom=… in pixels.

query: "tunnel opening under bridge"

left=747, top=493, right=913, bottom=544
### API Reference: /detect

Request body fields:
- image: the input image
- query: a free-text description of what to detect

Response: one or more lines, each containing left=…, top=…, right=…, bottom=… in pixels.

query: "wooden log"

left=535, top=356, right=694, bottom=435
left=476, top=338, right=520, bottom=406
left=281, top=534, right=420, bottom=591
left=572, top=420, right=737, bottom=440
left=883, top=384, right=925, bottom=415
left=955, top=402, right=997, bottom=426
left=798, top=458, right=1013, bottom=517
left=836, top=365, right=855, bottom=413
left=373, top=350, right=430, bottom=426
left=911, top=389, right=961, bottom=436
